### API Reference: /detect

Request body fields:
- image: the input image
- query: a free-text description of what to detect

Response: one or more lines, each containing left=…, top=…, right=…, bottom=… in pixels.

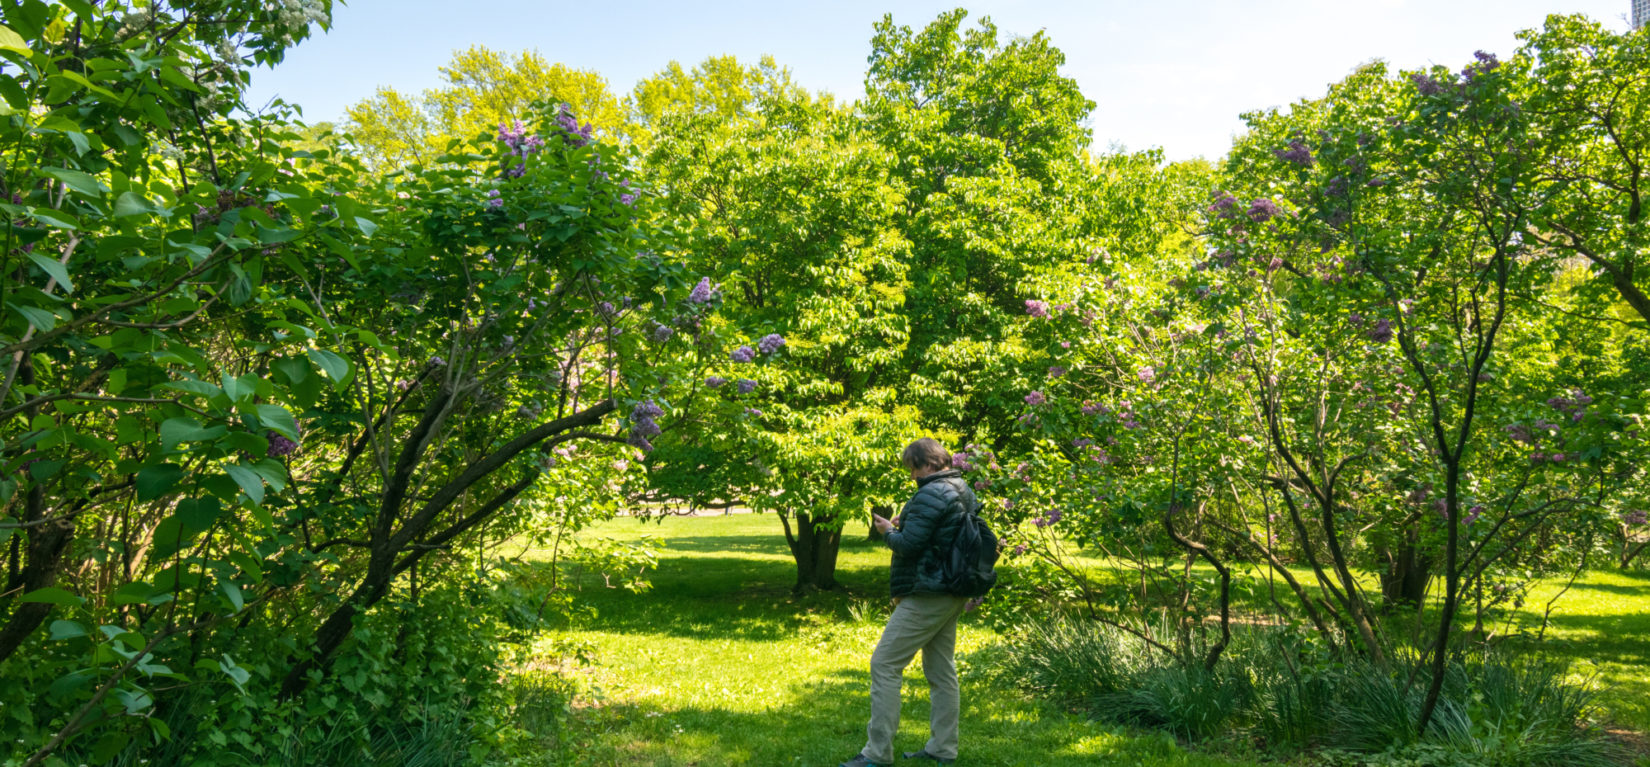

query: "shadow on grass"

left=642, top=533, right=791, bottom=556
left=572, top=669, right=1197, bottom=767
left=1561, top=579, right=1650, bottom=597
left=565, top=553, right=891, bottom=641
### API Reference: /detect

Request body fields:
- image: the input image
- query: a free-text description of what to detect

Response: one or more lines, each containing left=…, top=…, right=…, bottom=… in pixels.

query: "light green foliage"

left=641, top=66, right=923, bottom=589
left=344, top=46, right=625, bottom=169
left=628, top=54, right=810, bottom=148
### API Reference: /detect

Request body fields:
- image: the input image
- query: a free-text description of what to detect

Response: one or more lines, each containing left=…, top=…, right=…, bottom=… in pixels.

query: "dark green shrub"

left=998, top=618, right=1143, bottom=705
left=1328, top=657, right=1624, bottom=767
left=1097, top=662, right=1253, bottom=741
left=997, top=620, right=1621, bottom=764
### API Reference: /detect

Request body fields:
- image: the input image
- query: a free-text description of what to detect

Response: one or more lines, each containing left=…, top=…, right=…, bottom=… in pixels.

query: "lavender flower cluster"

left=1274, top=139, right=1314, bottom=167
left=1032, top=508, right=1063, bottom=528
left=497, top=119, right=545, bottom=178
left=267, top=428, right=301, bottom=458
left=1546, top=389, right=1593, bottom=422
left=688, top=277, right=718, bottom=305
left=629, top=400, right=664, bottom=451
left=553, top=105, right=595, bottom=147
left=1247, top=198, right=1283, bottom=223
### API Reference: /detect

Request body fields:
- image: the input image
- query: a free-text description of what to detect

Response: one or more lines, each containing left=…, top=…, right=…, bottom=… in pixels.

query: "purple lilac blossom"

left=730, top=346, right=756, bottom=364
left=1208, top=193, right=1240, bottom=218
left=652, top=324, right=674, bottom=342
left=1366, top=318, right=1394, bottom=343
left=688, top=277, right=717, bottom=305
left=1411, top=72, right=1449, bottom=96
left=1274, top=140, right=1314, bottom=167
left=1138, top=367, right=1156, bottom=384
left=1247, top=198, right=1283, bottom=223
left=706, top=376, right=727, bottom=388
left=553, top=105, right=595, bottom=147
left=1048, top=365, right=1067, bottom=378
left=1025, top=391, right=1047, bottom=406
left=1624, top=510, right=1649, bottom=527
left=736, top=379, right=757, bottom=394
left=1025, top=299, right=1051, bottom=319
left=267, top=430, right=300, bottom=458
left=758, top=333, right=786, bottom=355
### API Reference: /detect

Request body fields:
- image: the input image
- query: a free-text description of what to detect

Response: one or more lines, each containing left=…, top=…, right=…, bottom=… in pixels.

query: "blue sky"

left=246, top=0, right=1636, bottom=161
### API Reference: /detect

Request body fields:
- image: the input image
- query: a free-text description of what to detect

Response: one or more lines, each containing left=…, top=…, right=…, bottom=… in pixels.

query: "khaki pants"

left=862, top=594, right=968, bottom=764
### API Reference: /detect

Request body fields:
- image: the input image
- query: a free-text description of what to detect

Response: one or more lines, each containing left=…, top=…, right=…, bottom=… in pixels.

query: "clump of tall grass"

left=997, top=619, right=1625, bottom=765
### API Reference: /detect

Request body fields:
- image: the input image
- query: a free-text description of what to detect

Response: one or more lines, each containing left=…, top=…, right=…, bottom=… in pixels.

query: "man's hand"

left=872, top=513, right=895, bottom=535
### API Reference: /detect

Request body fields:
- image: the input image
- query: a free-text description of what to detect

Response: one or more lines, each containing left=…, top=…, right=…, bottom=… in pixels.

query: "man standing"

left=840, top=438, right=976, bottom=767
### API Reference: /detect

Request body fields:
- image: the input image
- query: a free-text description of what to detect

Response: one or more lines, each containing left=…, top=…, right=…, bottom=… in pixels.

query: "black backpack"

left=942, top=494, right=999, bottom=598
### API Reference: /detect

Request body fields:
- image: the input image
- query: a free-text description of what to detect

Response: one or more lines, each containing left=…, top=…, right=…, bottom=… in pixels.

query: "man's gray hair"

left=901, top=438, right=951, bottom=471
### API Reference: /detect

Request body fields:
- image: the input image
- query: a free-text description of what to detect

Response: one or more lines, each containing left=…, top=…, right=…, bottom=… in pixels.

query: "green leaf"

left=26, top=252, right=72, bottom=293
left=175, top=497, right=223, bottom=537
left=42, top=167, right=105, bottom=198
left=219, top=654, right=251, bottom=690
left=30, top=208, right=78, bottom=230
left=135, top=463, right=184, bottom=501
left=164, top=379, right=222, bottom=399
left=271, top=356, right=309, bottom=385
left=220, top=580, right=244, bottom=613
left=254, top=404, right=299, bottom=440
left=115, top=689, right=153, bottom=715
left=111, top=581, right=156, bottom=606
left=0, top=24, right=29, bottom=55
left=114, top=191, right=155, bottom=218
left=19, top=587, right=82, bottom=606
left=224, top=464, right=264, bottom=506
left=158, top=417, right=226, bottom=447
left=92, top=731, right=131, bottom=763
left=10, top=303, right=57, bottom=331
left=353, top=216, right=378, bottom=238
left=49, top=620, right=87, bottom=640
left=64, top=131, right=91, bottom=156
left=307, top=349, right=351, bottom=384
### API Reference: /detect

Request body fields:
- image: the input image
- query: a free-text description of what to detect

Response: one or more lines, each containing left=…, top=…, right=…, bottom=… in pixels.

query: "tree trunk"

left=1379, top=536, right=1431, bottom=610
left=867, top=504, right=892, bottom=543
left=783, top=511, right=842, bottom=593
left=0, top=517, right=75, bottom=664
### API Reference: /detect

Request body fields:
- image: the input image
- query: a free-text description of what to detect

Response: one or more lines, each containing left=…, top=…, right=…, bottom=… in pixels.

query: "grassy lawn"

left=526, top=513, right=1650, bottom=765
left=1513, top=568, right=1650, bottom=733
left=533, top=513, right=1259, bottom=766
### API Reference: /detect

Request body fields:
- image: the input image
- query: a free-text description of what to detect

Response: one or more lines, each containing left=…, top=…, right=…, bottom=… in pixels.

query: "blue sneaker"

left=839, top=755, right=886, bottom=767
left=902, top=749, right=955, bottom=765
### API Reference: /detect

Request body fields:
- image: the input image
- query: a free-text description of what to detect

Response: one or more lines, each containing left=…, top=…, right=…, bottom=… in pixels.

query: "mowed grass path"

left=533, top=514, right=1650, bottom=765
left=538, top=514, right=1257, bottom=767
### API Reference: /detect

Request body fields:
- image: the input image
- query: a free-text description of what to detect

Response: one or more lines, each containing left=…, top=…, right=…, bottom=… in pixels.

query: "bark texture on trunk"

left=784, top=511, right=843, bottom=592
left=1379, top=536, right=1431, bottom=610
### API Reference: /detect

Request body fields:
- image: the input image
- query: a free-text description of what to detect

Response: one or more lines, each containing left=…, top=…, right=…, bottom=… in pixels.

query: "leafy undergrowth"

left=526, top=514, right=1257, bottom=766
